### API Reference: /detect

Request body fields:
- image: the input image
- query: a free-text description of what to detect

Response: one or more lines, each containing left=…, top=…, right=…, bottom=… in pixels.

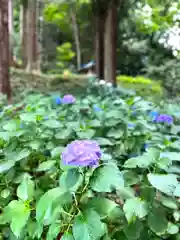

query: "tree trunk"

left=0, top=0, right=12, bottom=102
left=36, top=0, right=43, bottom=72
left=26, top=0, right=37, bottom=72
left=21, top=0, right=28, bottom=68
left=104, top=1, right=117, bottom=86
left=70, top=7, right=81, bottom=70
left=95, top=14, right=104, bottom=80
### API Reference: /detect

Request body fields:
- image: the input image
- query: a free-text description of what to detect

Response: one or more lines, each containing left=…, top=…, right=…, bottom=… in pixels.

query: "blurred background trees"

left=0, top=0, right=180, bottom=99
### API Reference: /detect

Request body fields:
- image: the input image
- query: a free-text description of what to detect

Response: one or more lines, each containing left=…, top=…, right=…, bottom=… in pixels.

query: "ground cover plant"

left=0, top=80, right=179, bottom=240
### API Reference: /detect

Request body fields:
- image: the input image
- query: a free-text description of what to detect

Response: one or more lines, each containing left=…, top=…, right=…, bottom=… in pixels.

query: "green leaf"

left=1, top=189, right=10, bottom=198
left=117, top=187, right=135, bottom=199
left=55, top=129, right=73, bottom=139
left=37, top=160, right=56, bottom=172
left=3, top=121, right=17, bottom=131
left=160, top=196, right=178, bottom=210
left=147, top=208, right=168, bottom=235
left=123, top=198, right=148, bottom=222
left=61, top=233, right=75, bottom=240
left=17, top=176, right=35, bottom=201
left=36, top=188, right=71, bottom=224
left=124, top=220, right=143, bottom=240
left=147, top=173, right=180, bottom=197
left=0, top=131, right=12, bottom=141
left=124, top=148, right=159, bottom=169
left=90, top=164, right=124, bottom=192
left=73, top=209, right=105, bottom=240
left=76, top=129, right=95, bottom=139
left=51, top=146, right=64, bottom=158
left=43, top=120, right=62, bottom=128
left=4, top=200, right=30, bottom=238
left=95, top=138, right=113, bottom=146
left=87, top=197, right=117, bottom=218
left=160, top=152, right=180, bottom=162
left=0, top=160, right=15, bottom=173
left=14, top=149, right=30, bottom=162
left=59, top=168, right=83, bottom=191
left=167, top=222, right=179, bottom=235
left=47, top=222, right=60, bottom=240
left=20, top=113, right=37, bottom=122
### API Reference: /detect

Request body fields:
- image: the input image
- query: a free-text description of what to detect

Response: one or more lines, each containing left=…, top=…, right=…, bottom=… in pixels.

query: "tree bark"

left=21, top=0, right=28, bottom=68
left=104, top=1, right=117, bottom=86
left=95, top=14, right=104, bottom=80
left=0, top=0, right=12, bottom=102
left=26, top=0, right=38, bottom=72
left=70, top=6, right=81, bottom=70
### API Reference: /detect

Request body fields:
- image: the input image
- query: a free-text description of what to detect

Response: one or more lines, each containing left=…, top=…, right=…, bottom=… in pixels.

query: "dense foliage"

left=0, top=79, right=179, bottom=239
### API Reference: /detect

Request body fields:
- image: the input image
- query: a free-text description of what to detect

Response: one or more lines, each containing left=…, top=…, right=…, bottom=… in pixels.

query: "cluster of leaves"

left=116, top=75, right=163, bottom=96
left=0, top=81, right=179, bottom=239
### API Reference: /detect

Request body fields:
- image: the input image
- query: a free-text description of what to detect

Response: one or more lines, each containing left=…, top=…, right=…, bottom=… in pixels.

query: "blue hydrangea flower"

left=149, top=111, right=159, bottom=121
left=128, top=123, right=136, bottom=129
left=132, top=111, right=137, bottom=116
left=62, top=94, right=76, bottom=104
left=61, top=140, right=101, bottom=167
left=93, top=104, right=102, bottom=112
left=20, top=122, right=24, bottom=129
left=44, top=116, right=49, bottom=120
left=143, top=143, right=149, bottom=151
left=55, top=97, right=62, bottom=105
left=156, top=114, right=173, bottom=124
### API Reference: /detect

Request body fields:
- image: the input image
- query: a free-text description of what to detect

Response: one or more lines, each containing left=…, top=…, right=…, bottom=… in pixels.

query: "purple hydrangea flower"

left=61, top=140, right=101, bottom=167
left=156, top=114, right=173, bottom=124
left=62, top=94, right=76, bottom=104
left=55, top=97, right=62, bottom=105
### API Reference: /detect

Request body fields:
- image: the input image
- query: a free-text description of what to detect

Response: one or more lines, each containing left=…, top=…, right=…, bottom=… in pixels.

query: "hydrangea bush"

left=0, top=87, right=179, bottom=240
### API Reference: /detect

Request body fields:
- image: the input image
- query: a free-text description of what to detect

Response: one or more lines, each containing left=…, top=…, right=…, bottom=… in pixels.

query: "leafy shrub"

left=146, top=59, right=180, bottom=96
left=0, top=82, right=179, bottom=240
left=117, top=75, right=163, bottom=97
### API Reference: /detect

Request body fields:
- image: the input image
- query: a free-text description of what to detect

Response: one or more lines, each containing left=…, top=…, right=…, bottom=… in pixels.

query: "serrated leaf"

left=4, top=200, right=30, bottom=238
left=47, top=222, right=60, bottom=240
left=76, top=129, right=95, bottom=139
left=43, top=120, right=62, bottom=128
left=95, top=138, right=113, bottom=146
left=73, top=209, right=105, bottom=240
left=147, top=208, right=168, bottom=235
left=59, top=168, right=83, bottom=191
left=51, top=146, right=64, bottom=158
left=0, top=160, right=15, bottom=173
left=55, top=129, right=72, bottom=139
left=37, top=160, right=56, bottom=172
left=90, top=164, right=124, bottom=192
left=87, top=197, right=117, bottom=218
left=123, top=198, right=148, bottom=222
left=36, top=188, right=71, bottom=224
left=61, top=233, right=75, bottom=240
left=160, top=196, right=178, bottom=209
left=17, top=177, right=34, bottom=201
left=147, top=173, right=180, bottom=197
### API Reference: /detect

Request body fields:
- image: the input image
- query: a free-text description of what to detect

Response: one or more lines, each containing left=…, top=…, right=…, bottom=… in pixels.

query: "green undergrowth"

left=0, top=80, right=179, bottom=239
left=117, top=75, right=163, bottom=97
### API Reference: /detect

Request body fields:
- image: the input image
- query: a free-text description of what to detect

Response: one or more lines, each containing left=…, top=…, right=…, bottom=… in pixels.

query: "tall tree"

left=26, top=0, right=39, bottom=72
left=21, top=0, right=28, bottom=68
left=0, top=0, right=12, bottom=102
